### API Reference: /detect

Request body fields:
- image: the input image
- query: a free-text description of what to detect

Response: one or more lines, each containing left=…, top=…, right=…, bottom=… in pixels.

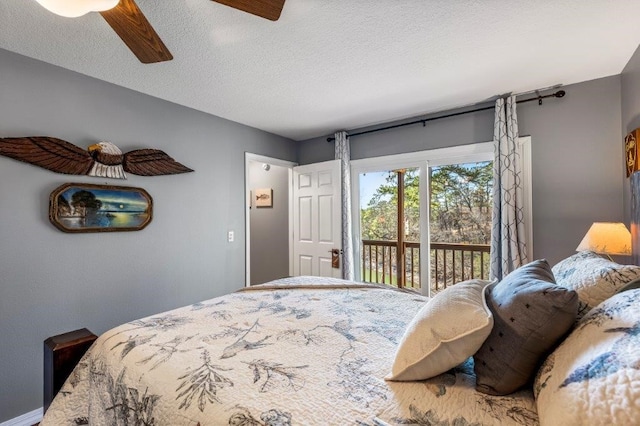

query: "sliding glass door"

left=351, top=143, right=494, bottom=296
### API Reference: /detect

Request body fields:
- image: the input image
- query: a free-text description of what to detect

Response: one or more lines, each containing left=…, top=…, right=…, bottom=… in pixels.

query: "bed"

left=41, top=252, right=640, bottom=426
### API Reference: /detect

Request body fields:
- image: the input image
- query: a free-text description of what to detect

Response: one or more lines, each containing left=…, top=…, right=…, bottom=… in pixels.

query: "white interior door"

left=292, top=160, right=342, bottom=278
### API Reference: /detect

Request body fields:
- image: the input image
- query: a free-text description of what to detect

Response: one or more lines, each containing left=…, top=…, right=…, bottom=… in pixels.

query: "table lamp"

left=576, top=222, right=632, bottom=260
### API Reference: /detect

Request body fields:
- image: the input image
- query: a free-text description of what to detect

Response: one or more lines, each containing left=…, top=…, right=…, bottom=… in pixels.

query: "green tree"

left=360, top=163, right=492, bottom=244
left=429, top=162, right=492, bottom=244
left=362, top=169, right=420, bottom=242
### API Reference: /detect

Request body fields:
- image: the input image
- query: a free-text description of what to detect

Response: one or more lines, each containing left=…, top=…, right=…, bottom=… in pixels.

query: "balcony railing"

left=361, top=239, right=490, bottom=293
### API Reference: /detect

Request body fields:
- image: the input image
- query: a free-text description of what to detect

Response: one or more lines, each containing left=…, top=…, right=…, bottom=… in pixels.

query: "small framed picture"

left=255, top=188, right=273, bottom=207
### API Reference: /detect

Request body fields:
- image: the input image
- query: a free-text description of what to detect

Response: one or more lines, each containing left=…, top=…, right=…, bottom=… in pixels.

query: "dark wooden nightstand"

left=44, top=328, right=97, bottom=413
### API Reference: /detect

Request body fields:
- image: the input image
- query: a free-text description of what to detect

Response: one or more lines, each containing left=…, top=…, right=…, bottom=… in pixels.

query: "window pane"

left=429, top=161, right=492, bottom=295
left=359, top=168, right=421, bottom=289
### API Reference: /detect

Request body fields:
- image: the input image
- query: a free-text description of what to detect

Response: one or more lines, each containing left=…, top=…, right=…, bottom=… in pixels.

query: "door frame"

left=350, top=142, right=496, bottom=296
left=245, top=152, right=297, bottom=287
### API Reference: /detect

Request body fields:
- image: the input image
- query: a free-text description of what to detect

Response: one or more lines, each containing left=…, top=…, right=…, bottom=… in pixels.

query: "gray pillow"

left=473, top=259, right=578, bottom=395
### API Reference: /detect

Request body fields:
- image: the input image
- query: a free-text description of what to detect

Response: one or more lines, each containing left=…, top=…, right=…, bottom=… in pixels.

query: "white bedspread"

left=42, top=277, right=538, bottom=425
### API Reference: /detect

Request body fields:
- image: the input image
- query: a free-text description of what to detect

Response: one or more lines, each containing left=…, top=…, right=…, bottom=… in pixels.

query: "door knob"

left=329, top=249, right=341, bottom=269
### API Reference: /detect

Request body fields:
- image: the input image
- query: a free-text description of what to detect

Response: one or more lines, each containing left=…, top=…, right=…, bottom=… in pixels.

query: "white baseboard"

left=0, top=408, right=43, bottom=426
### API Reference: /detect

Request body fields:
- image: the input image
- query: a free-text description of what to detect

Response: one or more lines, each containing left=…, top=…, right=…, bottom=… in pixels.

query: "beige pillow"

left=386, top=279, right=493, bottom=381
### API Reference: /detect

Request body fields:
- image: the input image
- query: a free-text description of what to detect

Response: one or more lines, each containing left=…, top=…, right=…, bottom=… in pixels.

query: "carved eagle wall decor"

left=0, top=137, right=193, bottom=179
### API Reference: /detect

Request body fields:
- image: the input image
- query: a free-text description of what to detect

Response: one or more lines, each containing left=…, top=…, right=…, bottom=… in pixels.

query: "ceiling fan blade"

left=100, top=0, right=172, bottom=64
left=211, top=0, right=286, bottom=21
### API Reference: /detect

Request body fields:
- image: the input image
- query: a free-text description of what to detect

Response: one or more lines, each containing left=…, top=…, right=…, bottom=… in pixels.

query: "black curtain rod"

left=326, top=90, right=566, bottom=142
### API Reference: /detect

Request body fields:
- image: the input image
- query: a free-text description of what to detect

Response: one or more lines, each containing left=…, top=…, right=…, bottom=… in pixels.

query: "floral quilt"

left=41, top=277, right=538, bottom=425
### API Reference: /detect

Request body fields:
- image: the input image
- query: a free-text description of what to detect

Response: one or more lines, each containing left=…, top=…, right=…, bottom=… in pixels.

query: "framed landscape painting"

left=49, top=182, right=153, bottom=233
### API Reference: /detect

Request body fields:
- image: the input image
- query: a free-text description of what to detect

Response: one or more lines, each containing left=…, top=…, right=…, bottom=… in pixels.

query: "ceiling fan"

left=34, top=0, right=287, bottom=64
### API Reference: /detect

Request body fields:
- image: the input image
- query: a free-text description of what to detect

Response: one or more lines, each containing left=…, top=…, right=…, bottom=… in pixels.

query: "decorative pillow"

left=474, top=259, right=578, bottom=395
left=534, top=289, right=640, bottom=425
left=386, top=279, right=493, bottom=381
left=552, top=250, right=640, bottom=320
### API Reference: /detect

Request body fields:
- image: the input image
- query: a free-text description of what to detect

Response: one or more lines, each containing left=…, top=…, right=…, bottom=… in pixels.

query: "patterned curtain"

left=335, top=131, right=355, bottom=280
left=490, top=96, right=528, bottom=280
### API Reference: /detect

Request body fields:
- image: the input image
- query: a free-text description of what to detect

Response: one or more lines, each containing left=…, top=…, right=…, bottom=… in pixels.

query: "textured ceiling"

left=1, top=0, right=640, bottom=141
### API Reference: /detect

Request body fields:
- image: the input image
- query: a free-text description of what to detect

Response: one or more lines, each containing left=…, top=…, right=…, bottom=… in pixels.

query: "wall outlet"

left=227, top=231, right=234, bottom=242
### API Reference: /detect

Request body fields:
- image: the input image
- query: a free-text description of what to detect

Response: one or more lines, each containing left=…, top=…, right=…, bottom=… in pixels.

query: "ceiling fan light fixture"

left=35, top=0, right=119, bottom=18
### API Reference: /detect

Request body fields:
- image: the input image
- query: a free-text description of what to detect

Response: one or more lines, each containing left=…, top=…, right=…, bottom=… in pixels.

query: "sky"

left=359, top=171, right=391, bottom=209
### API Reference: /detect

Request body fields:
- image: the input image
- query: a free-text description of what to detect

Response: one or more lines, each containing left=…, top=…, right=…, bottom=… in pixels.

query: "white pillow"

left=552, top=250, right=640, bottom=319
left=534, top=289, right=640, bottom=425
left=386, top=279, right=493, bottom=381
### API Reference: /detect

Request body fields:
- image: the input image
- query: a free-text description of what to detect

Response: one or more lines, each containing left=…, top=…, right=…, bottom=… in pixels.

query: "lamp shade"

left=576, top=222, right=632, bottom=256
left=35, top=0, right=119, bottom=18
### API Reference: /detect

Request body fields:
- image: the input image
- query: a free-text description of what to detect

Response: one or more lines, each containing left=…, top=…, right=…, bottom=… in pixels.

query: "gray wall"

left=622, top=45, right=640, bottom=230
left=0, top=49, right=296, bottom=421
left=249, top=161, right=290, bottom=285
left=298, top=76, right=625, bottom=265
